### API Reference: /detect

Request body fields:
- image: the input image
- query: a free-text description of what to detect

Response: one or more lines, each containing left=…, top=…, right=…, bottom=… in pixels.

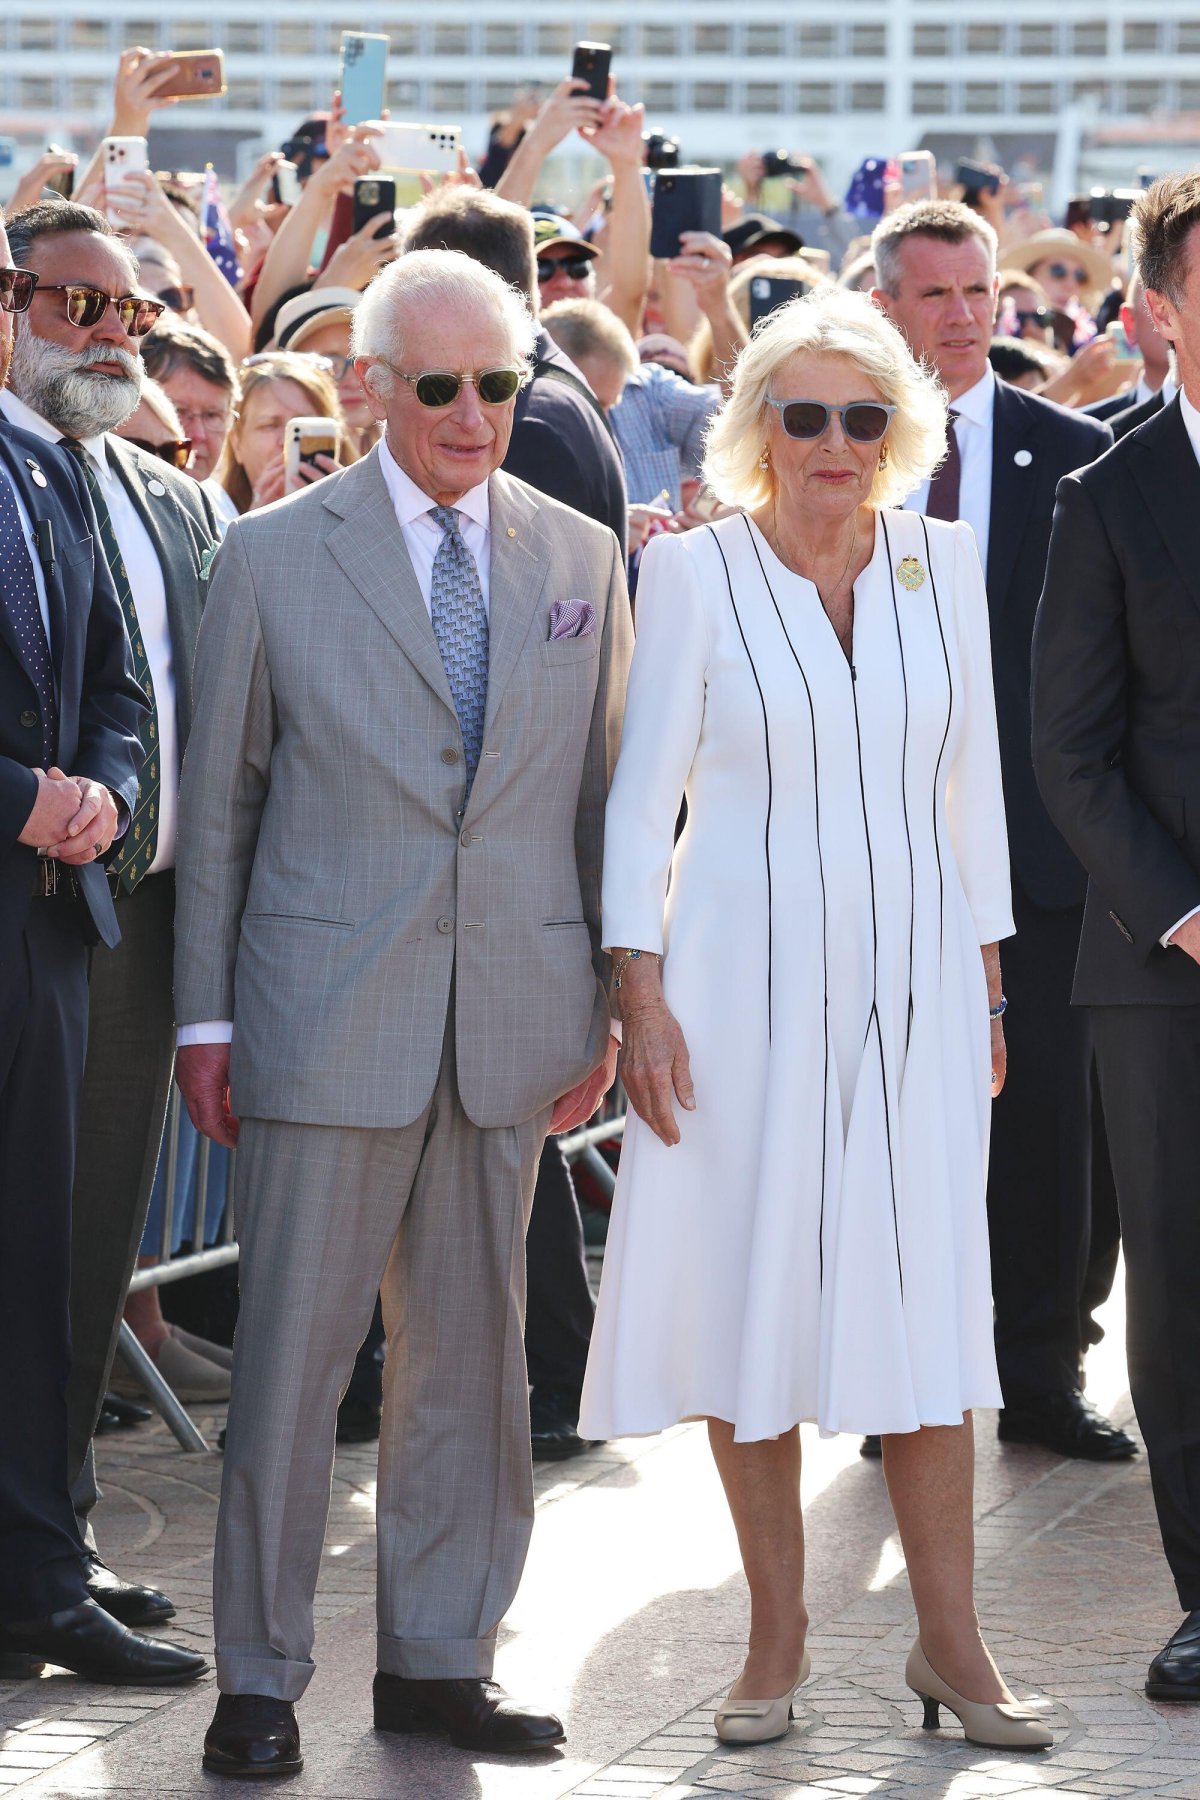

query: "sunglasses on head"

left=1045, top=262, right=1089, bottom=284
left=1015, top=305, right=1054, bottom=328
left=380, top=363, right=525, bottom=408
left=765, top=398, right=897, bottom=443
left=124, top=435, right=193, bottom=470
left=0, top=267, right=38, bottom=313
left=35, top=285, right=166, bottom=337
left=537, top=255, right=593, bottom=283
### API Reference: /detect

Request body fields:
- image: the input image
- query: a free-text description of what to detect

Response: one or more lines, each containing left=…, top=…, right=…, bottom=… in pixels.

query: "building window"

left=1124, top=22, right=1161, bottom=52
left=586, top=24, right=626, bottom=54
left=431, top=81, right=469, bottom=111
left=276, top=24, right=316, bottom=56
left=641, top=25, right=680, bottom=56
left=1178, top=77, right=1200, bottom=107
left=1122, top=80, right=1164, bottom=112
left=70, top=20, right=109, bottom=50
left=19, top=76, right=55, bottom=106
left=642, top=82, right=678, bottom=112
left=745, top=23, right=785, bottom=57
left=965, top=23, right=1004, bottom=54
left=485, top=80, right=521, bottom=110
left=277, top=80, right=316, bottom=112
left=1179, top=23, right=1200, bottom=53
left=795, top=24, right=836, bottom=57
left=849, top=82, right=885, bottom=112
left=1070, top=22, right=1107, bottom=55
left=484, top=23, right=521, bottom=55
left=796, top=83, right=836, bottom=114
left=536, top=23, right=573, bottom=55
left=432, top=23, right=470, bottom=55
left=911, top=82, right=950, bottom=115
left=1070, top=79, right=1109, bottom=104
left=745, top=82, right=784, bottom=113
left=1016, top=23, right=1056, bottom=56
left=1016, top=82, right=1056, bottom=113
left=912, top=25, right=950, bottom=56
left=381, top=25, right=419, bottom=57
left=227, top=23, right=263, bottom=54
left=850, top=24, right=886, bottom=56
left=692, top=81, right=731, bottom=111
left=69, top=78, right=107, bottom=109
left=19, top=18, right=57, bottom=50
left=388, top=77, right=421, bottom=110
left=225, top=80, right=261, bottom=110
left=173, top=19, right=215, bottom=49
left=694, top=24, right=732, bottom=55
left=964, top=82, right=1003, bottom=113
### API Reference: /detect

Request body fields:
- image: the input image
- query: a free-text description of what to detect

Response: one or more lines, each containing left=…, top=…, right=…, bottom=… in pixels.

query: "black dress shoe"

left=1148, top=1611, right=1200, bottom=1700
left=0, top=1598, right=206, bottom=1684
left=102, top=1390, right=153, bottom=1427
left=373, top=1673, right=564, bottom=1752
left=860, top=1434, right=883, bottom=1458
left=530, top=1387, right=587, bottom=1462
left=84, top=1555, right=176, bottom=1627
left=94, top=1406, right=123, bottom=1435
left=998, top=1389, right=1137, bottom=1460
left=336, top=1395, right=382, bottom=1444
left=203, top=1693, right=303, bottom=1778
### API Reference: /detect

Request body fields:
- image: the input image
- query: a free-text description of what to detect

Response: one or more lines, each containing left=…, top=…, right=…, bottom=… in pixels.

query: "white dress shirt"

left=1, top=390, right=179, bottom=875
left=904, top=366, right=995, bottom=576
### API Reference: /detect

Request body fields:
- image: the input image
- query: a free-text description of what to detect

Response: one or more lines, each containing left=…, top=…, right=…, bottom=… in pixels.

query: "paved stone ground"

left=3, top=1277, right=1199, bottom=1800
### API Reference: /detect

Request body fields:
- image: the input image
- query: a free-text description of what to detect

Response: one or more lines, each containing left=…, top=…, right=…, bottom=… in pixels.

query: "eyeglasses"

left=765, top=398, right=897, bottom=443
left=174, top=405, right=232, bottom=433
left=1045, top=263, right=1089, bottom=285
left=537, top=255, right=593, bottom=283
left=1014, top=305, right=1054, bottom=329
left=158, top=284, right=195, bottom=314
left=34, top=285, right=166, bottom=337
left=380, top=363, right=525, bottom=407
left=124, top=435, right=193, bottom=469
left=0, top=267, right=38, bottom=313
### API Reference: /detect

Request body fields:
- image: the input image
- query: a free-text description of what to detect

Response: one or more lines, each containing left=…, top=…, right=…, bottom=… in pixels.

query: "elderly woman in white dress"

left=580, top=289, right=1052, bottom=1752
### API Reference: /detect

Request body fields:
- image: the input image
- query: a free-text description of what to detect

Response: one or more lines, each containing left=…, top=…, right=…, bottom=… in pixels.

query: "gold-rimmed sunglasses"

left=34, top=284, right=166, bottom=338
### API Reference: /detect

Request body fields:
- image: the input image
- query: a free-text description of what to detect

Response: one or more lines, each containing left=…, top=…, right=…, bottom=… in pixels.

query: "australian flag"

left=201, top=165, right=241, bottom=287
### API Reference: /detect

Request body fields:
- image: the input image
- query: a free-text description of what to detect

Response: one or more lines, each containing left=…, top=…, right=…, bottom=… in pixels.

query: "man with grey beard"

left=2, top=200, right=218, bottom=1629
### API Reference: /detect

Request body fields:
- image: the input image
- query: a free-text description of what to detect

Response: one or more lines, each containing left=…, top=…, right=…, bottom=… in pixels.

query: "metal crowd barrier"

left=114, top=1084, right=627, bottom=1453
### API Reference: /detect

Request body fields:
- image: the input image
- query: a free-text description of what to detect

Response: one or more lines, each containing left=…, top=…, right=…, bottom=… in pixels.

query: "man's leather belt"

left=32, top=858, right=81, bottom=900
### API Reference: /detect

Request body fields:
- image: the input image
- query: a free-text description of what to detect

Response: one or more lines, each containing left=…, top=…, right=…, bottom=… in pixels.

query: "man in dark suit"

left=872, top=200, right=1130, bottom=1459
left=2, top=200, right=218, bottom=1625
left=1034, top=171, right=1200, bottom=1699
left=0, top=210, right=205, bottom=1687
left=1085, top=271, right=1174, bottom=432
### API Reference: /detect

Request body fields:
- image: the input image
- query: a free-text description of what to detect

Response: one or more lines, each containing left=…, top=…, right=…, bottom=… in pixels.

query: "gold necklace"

left=773, top=507, right=859, bottom=603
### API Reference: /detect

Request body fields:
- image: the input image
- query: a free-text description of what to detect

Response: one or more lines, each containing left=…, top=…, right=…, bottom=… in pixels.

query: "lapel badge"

left=26, top=458, right=47, bottom=488
left=147, top=477, right=167, bottom=496
left=506, top=526, right=516, bottom=538
left=1013, top=448, right=1033, bottom=467
left=199, top=543, right=218, bottom=582
left=896, top=554, right=926, bottom=592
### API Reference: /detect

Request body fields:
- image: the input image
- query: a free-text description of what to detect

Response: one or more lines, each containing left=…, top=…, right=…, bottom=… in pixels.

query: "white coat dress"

left=579, top=507, right=1015, bottom=1443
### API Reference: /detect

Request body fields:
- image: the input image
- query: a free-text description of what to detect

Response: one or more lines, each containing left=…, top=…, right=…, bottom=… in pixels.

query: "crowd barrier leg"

left=113, top=1319, right=210, bottom=1453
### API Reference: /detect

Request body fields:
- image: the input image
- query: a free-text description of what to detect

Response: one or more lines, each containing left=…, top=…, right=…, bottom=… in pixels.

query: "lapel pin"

left=1013, top=449, right=1032, bottom=467
left=896, top=554, right=926, bottom=591
left=25, top=458, right=47, bottom=488
left=506, top=526, right=516, bottom=538
left=147, top=477, right=167, bottom=496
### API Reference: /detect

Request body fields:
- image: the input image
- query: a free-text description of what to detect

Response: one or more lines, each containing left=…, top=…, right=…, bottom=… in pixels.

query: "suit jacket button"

left=441, top=747, right=460, bottom=764
left=437, top=917, right=454, bottom=934
left=18, top=709, right=38, bottom=729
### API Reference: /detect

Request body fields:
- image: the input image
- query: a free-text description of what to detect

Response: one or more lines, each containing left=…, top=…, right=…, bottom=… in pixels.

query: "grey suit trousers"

left=68, top=873, right=177, bottom=1521
left=214, top=1007, right=551, bottom=1700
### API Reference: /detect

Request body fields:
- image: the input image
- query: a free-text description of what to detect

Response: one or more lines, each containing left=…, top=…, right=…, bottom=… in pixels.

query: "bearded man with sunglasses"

left=174, top=247, right=632, bottom=1777
left=0, top=200, right=221, bottom=1621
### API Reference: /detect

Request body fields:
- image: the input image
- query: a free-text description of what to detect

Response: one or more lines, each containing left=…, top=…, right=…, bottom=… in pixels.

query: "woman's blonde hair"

left=689, top=254, right=825, bottom=385
left=702, top=286, right=948, bottom=513
left=219, top=351, right=357, bottom=515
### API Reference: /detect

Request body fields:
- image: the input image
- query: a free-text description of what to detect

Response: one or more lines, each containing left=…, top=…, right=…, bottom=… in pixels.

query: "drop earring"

left=759, top=450, right=770, bottom=470
left=878, top=440, right=889, bottom=470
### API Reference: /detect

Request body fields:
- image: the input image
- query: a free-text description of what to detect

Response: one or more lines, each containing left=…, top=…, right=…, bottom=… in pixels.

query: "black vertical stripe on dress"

left=708, top=524, right=775, bottom=1040
left=740, top=518, right=834, bottom=1286
left=920, top=516, right=954, bottom=966
left=880, top=513, right=917, bottom=1048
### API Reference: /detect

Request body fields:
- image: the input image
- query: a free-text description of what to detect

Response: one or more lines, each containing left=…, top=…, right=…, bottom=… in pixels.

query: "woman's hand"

left=666, top=231, right=733, bottom=310
left=309, top=127, right=383, bottom=200
left=617, top=953, right=695, bottom=1145
left=983, top=942, right=1005, bottom=1098
left=990, top=1017, right=1007, bottom=1098
left=316, top=215, right=397, bottom=289
left=8, top=149, right=78, bottom=216
left=109, top=46, right=181, bottom=138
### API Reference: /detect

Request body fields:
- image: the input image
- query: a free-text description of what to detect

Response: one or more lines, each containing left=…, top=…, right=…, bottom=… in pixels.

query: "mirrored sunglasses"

left=1045, top=262, right=1089, bottom=284
left=0, top=267, right=38, bottom=313
left=537, top=255, right=593, bottom=283
left=382, top=364, right=525, bottom=407
left=765, top=398, right=898, bottom=443
left=124, top=436, right=193, bottom=469
left=35, top=284, right=166, bottom=337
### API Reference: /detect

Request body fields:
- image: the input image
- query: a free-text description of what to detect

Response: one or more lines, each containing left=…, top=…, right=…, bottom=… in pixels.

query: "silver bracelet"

left=989, top=995, right=1008, bottom=1020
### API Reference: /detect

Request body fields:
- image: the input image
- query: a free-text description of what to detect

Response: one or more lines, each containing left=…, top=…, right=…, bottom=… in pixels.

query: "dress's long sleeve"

left=945, top=520, right=1015, bottom=945
left=601, top=532, right=710, bottom=954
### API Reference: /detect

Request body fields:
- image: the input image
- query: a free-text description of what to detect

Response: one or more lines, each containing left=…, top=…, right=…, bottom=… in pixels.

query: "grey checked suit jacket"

left=174, top=449, right=633, bottom=1129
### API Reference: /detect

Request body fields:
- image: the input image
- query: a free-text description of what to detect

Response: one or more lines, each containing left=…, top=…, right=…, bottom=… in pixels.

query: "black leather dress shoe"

left=530, top=1388, right=587, bottom=1462
left=203, top=1693, right=303, bottom=1778
left=1148, top=1611, right=1200, bottom=1700
left=0, top=1599, right=206, bottom=1683
left=998, top=1390, right=1137, bottom=1460
left=102, top=1390, right=153, bottom=1427
left=373, top=1673, right=564, bottom=1752
left=860, top=1434, right=883, bottom=1459
left=85, top=1556, right=176, bottom=1627
left=336, top=1395, right=382, bottom=1444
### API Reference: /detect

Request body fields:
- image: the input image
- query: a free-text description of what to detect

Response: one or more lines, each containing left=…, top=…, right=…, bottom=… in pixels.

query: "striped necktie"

left=61, top=439, right=158, bottom=892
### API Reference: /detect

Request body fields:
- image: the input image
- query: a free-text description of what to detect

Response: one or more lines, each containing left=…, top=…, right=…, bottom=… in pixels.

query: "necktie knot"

left=430, top=503, right=462, bottom=537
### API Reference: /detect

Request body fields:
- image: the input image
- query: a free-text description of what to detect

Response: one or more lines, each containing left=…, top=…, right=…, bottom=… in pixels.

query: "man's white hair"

left=351, top=249, right=536, bottom=396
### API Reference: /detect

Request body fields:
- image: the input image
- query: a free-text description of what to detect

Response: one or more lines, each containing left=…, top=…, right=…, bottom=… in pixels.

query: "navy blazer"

left=0, top=420, right=147, bottom=955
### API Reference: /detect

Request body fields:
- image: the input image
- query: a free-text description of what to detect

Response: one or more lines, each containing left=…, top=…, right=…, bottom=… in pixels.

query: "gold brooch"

left=896, top=555, right=926, bottom=591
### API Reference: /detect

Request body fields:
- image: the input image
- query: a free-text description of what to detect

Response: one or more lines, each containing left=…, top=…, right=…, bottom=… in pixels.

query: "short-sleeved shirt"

left=609, top=363, right=721, bottom=509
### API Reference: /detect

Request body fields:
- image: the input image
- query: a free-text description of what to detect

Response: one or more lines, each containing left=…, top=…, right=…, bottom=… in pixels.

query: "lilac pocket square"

left=549, top=598, right=597, bottom=641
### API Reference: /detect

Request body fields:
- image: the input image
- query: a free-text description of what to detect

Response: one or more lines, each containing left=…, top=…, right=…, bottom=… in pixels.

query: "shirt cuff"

left=610, top=1017, right=622, bottom=1044
left=1162, top=905, right=1200, bottom=949
left=177, top=1020, right=234, bottom=1047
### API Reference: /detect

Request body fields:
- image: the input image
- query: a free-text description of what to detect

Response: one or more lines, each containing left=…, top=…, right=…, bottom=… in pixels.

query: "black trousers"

left=524, top=1135, right=593, bottom=1399
left=67, top=873, right=177, bottom=1528
left=0, top=899, right=91, bottom=1621
left=1093, top=1003, right=1200, bottom=1611
left=987, top=882, right=1119, bottom=1400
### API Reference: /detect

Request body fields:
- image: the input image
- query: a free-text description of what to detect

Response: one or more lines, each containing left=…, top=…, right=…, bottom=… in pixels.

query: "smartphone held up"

left=284, top=417, right=343, bottom=495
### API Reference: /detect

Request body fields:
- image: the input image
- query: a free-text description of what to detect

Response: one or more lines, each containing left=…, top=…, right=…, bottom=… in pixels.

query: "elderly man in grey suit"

left=174, top=248, right=632, bottom=1779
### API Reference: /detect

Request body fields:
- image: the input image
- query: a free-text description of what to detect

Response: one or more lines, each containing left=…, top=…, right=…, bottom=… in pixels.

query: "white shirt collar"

left=377, top=434, right=490, bottom=532
left=0, top=387, right=110, bottom=472
left=1177, top=384, right=1200, bottom=467
left=948, top=366, right=996, bottom=429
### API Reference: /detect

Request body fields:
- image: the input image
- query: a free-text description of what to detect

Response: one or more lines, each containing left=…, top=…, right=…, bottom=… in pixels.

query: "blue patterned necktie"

left=0, top=463, right=57, bottom=766
left=428, top=504, right=489, bottom=789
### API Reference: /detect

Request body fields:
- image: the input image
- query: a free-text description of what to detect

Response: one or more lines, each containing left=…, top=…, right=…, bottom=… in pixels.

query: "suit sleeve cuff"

left=177, top=1020, right=234, bottom=1047
left=1161, top=904, right=1200, bottom=950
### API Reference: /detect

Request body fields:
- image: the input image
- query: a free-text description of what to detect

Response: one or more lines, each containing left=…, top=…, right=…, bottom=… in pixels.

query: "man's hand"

left=550, top=1035, right=620, bottom=1134
left=316, top=215, right=398, bottom=289
left=587, top=99, right=647, bottom=168
left=527, top=78, right=607, bottom=153
left=9, top=149, right=79, bottom=216
left=1169, top=914, right=1200, bottom=967
left=42, top=776, right=118, bottom=865
left=18, top=767, right=82, bottom=849
left=176, top=1043, right=240, bottom=1148
left=784, top=155, right=835, bottom=214
left=310, top=128, right=383, bottom=199
left=666, top=231, right=733, bottom=309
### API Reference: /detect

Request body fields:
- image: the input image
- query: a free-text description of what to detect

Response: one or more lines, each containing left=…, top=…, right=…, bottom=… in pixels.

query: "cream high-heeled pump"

left=906, top=1641, right=1052, bottom=1750
left=714, top=1648, right=812, bottom=1745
